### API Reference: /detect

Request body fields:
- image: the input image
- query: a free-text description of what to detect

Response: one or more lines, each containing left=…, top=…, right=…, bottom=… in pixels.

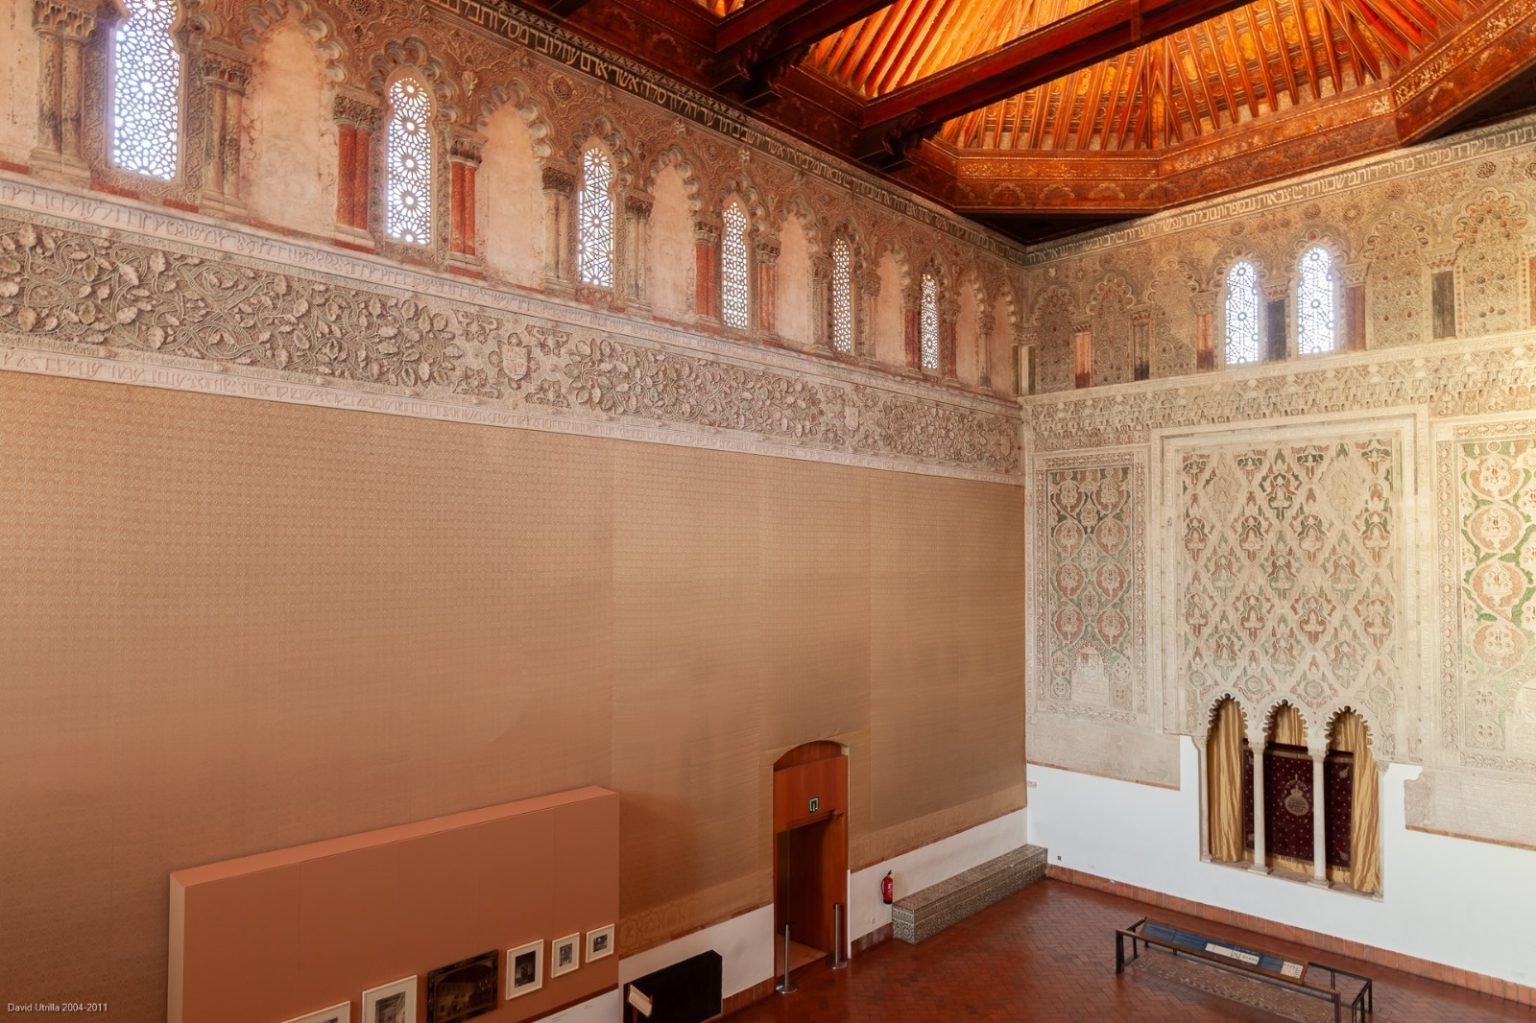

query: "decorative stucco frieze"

left=0, top=176, right=1021, bottom=482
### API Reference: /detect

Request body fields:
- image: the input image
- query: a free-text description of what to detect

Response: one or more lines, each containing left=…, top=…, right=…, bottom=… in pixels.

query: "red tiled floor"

left=730, top=880, right=1536, bottom=1022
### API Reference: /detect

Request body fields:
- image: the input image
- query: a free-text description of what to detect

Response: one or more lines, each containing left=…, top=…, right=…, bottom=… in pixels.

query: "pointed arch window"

left=721, top=200, right=750, bottom=330
left=831, top=236, right=853, bottom=353
left=920, top=271, right=940, bottom=371
left=1297, top=246, right=1338, bottom=355
left=385, top=77, right=433, bottom=245
left=111, top=0, right=181, bottom=179
left=1224, top=260, right=1261, bottom=366
left=578, top=148, right=615, bottom=288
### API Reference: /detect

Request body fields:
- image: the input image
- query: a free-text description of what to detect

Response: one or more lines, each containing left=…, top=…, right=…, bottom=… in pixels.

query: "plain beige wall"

left=0, top=369, right=1026, bottom=1021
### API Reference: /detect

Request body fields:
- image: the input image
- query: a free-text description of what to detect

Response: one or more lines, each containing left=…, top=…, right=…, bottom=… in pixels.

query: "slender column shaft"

left=1310, top=753, right=1330, bottom=886
left=1249, top=746, right=1269, bottom=873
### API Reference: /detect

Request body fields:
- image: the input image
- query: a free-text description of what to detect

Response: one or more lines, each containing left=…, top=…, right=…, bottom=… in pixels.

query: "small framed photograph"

left=505, top=940, right=544, bottom=999
left=550, top=933, right=580, bottom=978
left=362, top=976, right=417, bottom=1023
left=282, top=1004, right=351, bottom=1023
left=425, top=949, right=498, bottom=1023
left=584, top=924, right=614, bottom=963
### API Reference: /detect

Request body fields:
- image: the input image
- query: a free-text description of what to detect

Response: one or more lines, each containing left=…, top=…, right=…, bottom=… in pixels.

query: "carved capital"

left=693, top=218, right=721, bottom=244
left=201, top=46, right=253, bottom=91
left=333, top=93, right=382, bottom=131
left=542, top=165, right=576, bottom=194
left=450, top=135, right=485, bottom=166
left=754, top=238, right=780, bottom=265
left=624, top=195, right=653, bottom=221
left=32, top=0, right=100, bottom=39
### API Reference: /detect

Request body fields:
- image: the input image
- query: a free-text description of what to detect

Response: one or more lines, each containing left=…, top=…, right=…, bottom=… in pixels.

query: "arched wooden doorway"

left=772, top=741, right=849, bottom=972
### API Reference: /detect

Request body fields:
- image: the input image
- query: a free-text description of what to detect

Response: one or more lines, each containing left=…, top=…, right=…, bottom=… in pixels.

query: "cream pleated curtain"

left=1330, top=710, right=1381, bottom=895
left=1207, top=698, right=1246, bottom=862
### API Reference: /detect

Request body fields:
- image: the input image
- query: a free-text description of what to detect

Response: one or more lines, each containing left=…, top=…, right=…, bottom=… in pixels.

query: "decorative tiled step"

left=892, top=845, right=1048, bottom=944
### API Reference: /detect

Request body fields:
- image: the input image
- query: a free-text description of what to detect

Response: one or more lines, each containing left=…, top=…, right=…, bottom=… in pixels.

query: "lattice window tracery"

left=385, top=78, right=433, bottom=245
left=578, top=148, right=615, bottom=288
left=721, top=200, right=749, bottom=329
left=920, top=271, right=940, bottom=370
left=1297, top=246, right=1338, bottom=356
left=1224, top=261, right=1261, bottom=365
left=111, top=0, right=181, bottom=180
left=832, top=236, right=853, bottom=353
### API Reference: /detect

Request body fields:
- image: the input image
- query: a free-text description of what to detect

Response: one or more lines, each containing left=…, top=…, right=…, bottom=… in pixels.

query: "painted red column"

left=694, top=220, right=720, bottom=319
left=1195, top=306, right=1215, bottom=371
left=351, top=128, right=372, bottom=231
left=755, top=238, right=779, bottom=336
left=335, top=123, right=356, bottom=228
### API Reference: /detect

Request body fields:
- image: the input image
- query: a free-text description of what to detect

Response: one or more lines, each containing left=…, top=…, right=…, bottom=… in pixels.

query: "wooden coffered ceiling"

left=525, top=0, right=1536, bottom=242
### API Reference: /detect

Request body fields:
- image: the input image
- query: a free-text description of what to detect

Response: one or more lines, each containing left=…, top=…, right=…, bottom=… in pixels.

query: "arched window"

left=1296, top=246, right=1338, bottom=355
left=721, top=200, right=750, bottom=330
left=578, top=148, right=615, bottom=288
left=919, top=271, right=940, bottom=370
left=111, top=0, right=181, bottom=179
left=831, top=236, right=853, bottom=353
left=385, top=77, right=433, bottom=245
left=1223, top=260, right=1261, bottom=366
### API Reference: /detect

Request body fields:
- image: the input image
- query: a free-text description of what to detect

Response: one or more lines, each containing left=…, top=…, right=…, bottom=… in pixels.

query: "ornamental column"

left=541, top=164, right=575, bottom=292
left=448, top=134, right=483, bottom=267
left=332, top=92, right=381, bottom=243
left=1342, top=262, right=1368, bottom=351
left=693, top=217, right=720, bottom=321
left=199, top=45, right=252, bottom=214
left=1131, top=309, right=1153, bottom=381
left=902, top=286, right=920, bottom=369
left=754, top=235, right=779, bottom=336
left=31, top=0, right=101, bottom=182
left=939, top=294, right=959, bottom=380
left=1309, top=747, right=1331, bottom=888
left=1248, top=728, right=1271, bottom=875
left=855, top=266, right=880, bottom=360
left=1194, top=292, right=1216, bottom=371
left=977, top=306, right=996, bottom=388
left=623, top=194, right=652, bottom=309
left=807, top=253, right=831, bottom=350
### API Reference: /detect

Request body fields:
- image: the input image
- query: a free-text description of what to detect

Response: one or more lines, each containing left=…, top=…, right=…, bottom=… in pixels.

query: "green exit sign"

left=808, top=797, right=820, bottom=813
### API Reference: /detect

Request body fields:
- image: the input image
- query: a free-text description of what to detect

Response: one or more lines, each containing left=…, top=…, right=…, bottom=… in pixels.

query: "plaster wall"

left=242, top=17, right=337, bottom=237
left=874, top=253, right=905, bottom=366
left=648, top=164, right=694, bottom=322
left=0, top=0, right=38, bottom=166
left=480, top=103, right=545, bottom=288
left=776, top=214, right=814, bottom=347
left=1029, top=752, right=1536, bottom=988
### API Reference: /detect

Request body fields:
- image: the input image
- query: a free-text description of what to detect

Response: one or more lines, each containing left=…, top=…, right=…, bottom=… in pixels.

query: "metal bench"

left=1115, top=917, right=1374, bottom=1023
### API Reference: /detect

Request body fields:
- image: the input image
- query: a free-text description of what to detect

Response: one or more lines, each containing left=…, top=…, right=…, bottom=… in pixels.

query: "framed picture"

left=361, top=977, right=417, bottom=1023
left=550, top=933, right=580, bottom=978
left=584, top=924, right=614, bottom=963
left=505, top=940, right=544, bottom=1000
left=282, top=1003, right=351, bottom=1023
left=425, top=949, right=499, bottom=1023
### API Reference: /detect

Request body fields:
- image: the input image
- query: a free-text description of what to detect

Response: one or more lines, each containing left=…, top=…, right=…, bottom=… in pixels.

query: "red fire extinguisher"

left=881, top=871, right=894, bottom=905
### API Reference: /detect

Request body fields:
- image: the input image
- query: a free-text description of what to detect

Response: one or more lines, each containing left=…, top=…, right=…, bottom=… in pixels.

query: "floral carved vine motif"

left=0, top=215, right=1020, bottom=476
left=1178, top=436, right=1400, bottom=753
left=1034, top=452, right=1148, bottom=726
left=1438, top=424, right=1536, bottom=775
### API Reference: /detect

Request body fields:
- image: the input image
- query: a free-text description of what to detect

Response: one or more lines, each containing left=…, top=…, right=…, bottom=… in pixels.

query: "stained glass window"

left=1224, top=260, right=1261, bottom=365
left=721, top=200, right=749, bottom=330
left=578, top=148, right=615, bottom=288
left=111, top=0, right=180, bottom=180
left=920, top=271, right=940, bottom=370
left=831, top=236, right=853, bottom=353
left=385, top=78, right=432, bottom=245
left=1296, top=246, right=1337, bottom=355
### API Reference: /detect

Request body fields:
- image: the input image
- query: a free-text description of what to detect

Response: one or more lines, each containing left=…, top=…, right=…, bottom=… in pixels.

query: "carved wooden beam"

left=713, top=0, right=901, bottom=105
left=546, top=0, right=593, bottom=14
left=855, top=0, right=1256, bottom=166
